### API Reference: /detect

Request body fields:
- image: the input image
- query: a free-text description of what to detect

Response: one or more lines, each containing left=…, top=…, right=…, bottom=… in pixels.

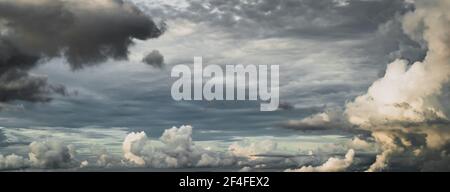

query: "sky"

left=0, top=0, right=449, bottom=172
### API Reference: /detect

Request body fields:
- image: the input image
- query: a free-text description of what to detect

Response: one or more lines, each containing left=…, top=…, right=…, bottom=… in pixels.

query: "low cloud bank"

left=0, top=140, right=78, bottom=170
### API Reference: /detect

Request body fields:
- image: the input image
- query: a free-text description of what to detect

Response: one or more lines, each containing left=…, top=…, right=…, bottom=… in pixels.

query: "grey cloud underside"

left=0, top=0, right=163, bottom=104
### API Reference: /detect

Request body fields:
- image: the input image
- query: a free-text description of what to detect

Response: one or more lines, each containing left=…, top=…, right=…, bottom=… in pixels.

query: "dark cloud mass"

left=142, top=50, right=165, bottom=68
left=0, top=69, right=50, bottom=102
left=0, top=0, right=163, bottom=104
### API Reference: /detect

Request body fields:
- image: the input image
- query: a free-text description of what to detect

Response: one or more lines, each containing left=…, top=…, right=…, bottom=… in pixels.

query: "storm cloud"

left=0, top=0, right=163, bottom=104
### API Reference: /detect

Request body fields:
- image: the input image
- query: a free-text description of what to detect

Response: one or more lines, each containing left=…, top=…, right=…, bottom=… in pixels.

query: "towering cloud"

left=0, top=0, right=163, bottom=104
left=346, top=0, right=450, bottom=129
left=345, top=0, right=450, bottom=171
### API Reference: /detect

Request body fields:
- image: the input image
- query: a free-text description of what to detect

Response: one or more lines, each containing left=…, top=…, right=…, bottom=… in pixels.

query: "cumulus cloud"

left=346, top=0, right=450, bottom=129
left=0, top=0, right=163, bottom=104
left=121, top=126, right=304, bottom=170
left=0, top=125, right=362, bottom=171
left=122, top=131, right=147, bottom=166
left=123, top=125, right=236, bottom=168
left=1, top=126, right=302, bottom=171
left=142, top=50, right=165, bottom=68
left=286, top=149, right=355, bottom=172
left=0, top=140, right=78, bottom=170
left=0, top=153, right=28, bottom=170
left=344, top=0, right=450, bottom=171
left=28, top=140, right=78, bottom=169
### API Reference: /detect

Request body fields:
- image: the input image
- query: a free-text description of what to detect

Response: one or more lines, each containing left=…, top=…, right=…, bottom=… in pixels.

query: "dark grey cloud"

left=0, top=0, right=163, bottom=104
left=0, top=68, right=69, bottom=103
left=142, top=50, right=165, bottom=68
left=0, top=69, right=50, bottom=102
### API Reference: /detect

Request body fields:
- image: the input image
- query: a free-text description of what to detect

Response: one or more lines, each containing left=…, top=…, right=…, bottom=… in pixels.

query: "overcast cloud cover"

left=0, top=0, right=448, bottom=171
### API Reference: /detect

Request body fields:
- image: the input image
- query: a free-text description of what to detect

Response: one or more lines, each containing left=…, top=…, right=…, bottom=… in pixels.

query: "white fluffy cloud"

left=123, top=132, right=147, bottom=166
left=122, top=125, right=236, bottom=168
left=0, top=140, right=78, bottom=170
left=282, top=107, right=349, bottom=131
left=346, top=0, right=450, bottom=128
left=121, top=126, right=315, bottom=170
left=286, top=149, right=355, bottom=172
left=0, top=154, right=28, bottom=170
left=348, top=137, right=376, bottom=151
